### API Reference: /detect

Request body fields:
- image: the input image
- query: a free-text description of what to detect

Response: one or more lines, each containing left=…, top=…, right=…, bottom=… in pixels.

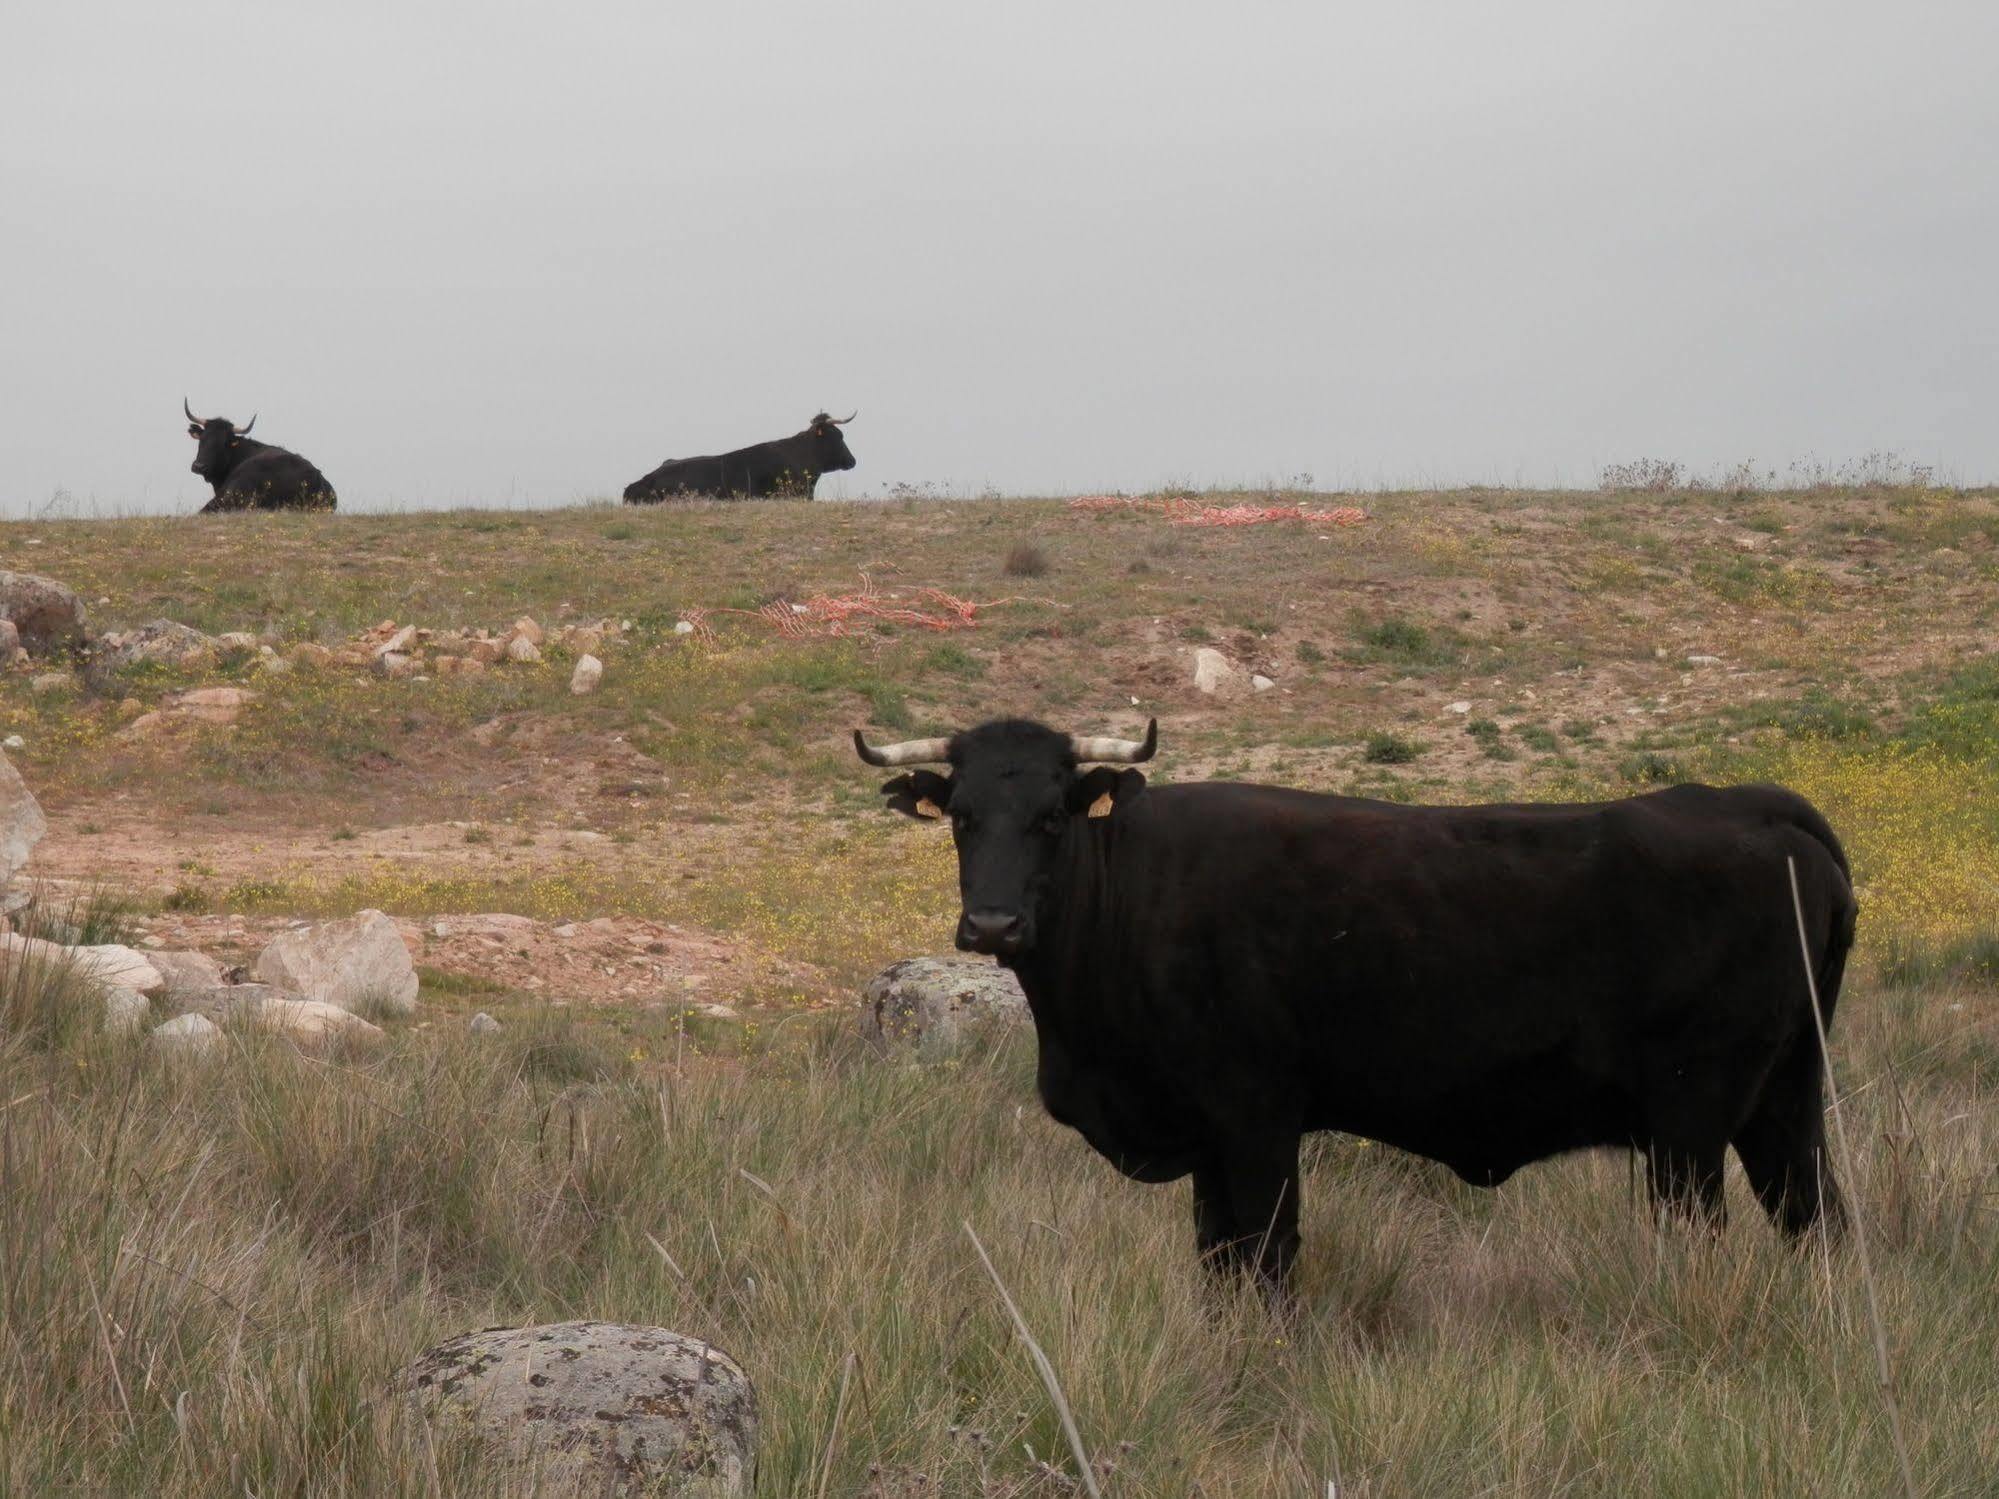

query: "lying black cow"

left=184, top=400, right=336, bottom=513
left=622, top=411, right=856, bottom=502
left=856, top=718, right=1855, bottom=1295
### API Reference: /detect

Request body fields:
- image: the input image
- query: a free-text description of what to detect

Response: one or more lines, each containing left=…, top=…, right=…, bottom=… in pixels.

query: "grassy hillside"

left=2, top=483, right=1997, bottom=1494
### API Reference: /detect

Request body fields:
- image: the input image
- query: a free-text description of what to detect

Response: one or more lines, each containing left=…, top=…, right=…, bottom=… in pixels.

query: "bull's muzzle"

left=956, top=908, right=1025, bottom=958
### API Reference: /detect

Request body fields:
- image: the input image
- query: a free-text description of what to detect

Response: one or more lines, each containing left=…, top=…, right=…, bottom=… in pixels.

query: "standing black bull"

left=856, top=717, right=1855, bottom=1295
left=622, top=411, right=856, bottom=502
left=184, top=400, right=337, bottom=513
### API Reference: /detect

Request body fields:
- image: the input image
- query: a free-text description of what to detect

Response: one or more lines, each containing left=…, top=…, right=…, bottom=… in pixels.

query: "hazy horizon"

left=4, top=2, right=1994, bottom=519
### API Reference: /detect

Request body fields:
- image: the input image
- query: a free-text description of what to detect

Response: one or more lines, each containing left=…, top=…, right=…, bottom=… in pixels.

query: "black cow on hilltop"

left=856, top=717, right=1855, bottom=1296
left=623, top=411, right=856, bottom=502
left=184, top=400, right=336, bottom=513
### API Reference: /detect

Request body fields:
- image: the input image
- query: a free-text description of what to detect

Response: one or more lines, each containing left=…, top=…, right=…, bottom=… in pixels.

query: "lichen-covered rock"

left=394, top=1321, right=755, bottom=1495
left=861, top=956, right=1028, bottom=1056
left=0, top=571, right=88, bottom=654
left=0, top=747, right=47, bottom=891
left=255, top=909, right=418, bottom=1016
left=93, top=619, right=216, bottom=672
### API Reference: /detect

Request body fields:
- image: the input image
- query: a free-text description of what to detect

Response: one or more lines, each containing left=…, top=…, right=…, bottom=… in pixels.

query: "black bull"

left=857, top=717, right=1855, bottom=1293
left=184, top=400, right=337, bottom=513
left=623, top=411, right=856, bottom=502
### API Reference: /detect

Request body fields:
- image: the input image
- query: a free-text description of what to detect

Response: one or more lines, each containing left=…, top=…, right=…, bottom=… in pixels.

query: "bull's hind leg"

left=1733, top=1036, right=1844, bottom=1240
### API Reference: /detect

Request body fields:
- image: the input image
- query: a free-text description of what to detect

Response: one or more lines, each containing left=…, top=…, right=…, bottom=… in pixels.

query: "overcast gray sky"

left=3, top=1, right=1993, bottom=517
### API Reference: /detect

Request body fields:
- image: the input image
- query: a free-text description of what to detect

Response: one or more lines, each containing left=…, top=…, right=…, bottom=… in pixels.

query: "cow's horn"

left=236, top=412, right=256, bottom=436
left=1070, top=718, right=1158, bottom=764
left=853, top=729, right=951, bottom=767
left=830, top=410, right=856, bottom=424
left=184, top=397, right=200, bottom=424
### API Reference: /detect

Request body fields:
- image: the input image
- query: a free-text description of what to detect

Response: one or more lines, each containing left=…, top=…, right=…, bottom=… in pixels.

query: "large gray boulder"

left=394, top=1321, right=755, bottom=1495
left=862, top=956, right=1029, bottom=1056
left=145, top=949, right=230, bottom=994
left=0, top=749, right=46, bottom=891
left=0, top=934, right=164, bottom=996
left=255, top=910, right=418, bottom=1017
left=0, top=571, right=87, bottom=655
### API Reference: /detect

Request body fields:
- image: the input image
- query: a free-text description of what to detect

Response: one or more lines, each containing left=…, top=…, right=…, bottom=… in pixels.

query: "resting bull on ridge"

left=622, top=411, right=856, bottom=502
left=855, top=716, right=1855, bottom=1296
left=183, top=399, right=337, bottom=513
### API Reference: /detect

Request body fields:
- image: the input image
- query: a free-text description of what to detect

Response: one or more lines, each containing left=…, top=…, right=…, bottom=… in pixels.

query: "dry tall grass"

left=3, top=958, right=1994, bottom=1496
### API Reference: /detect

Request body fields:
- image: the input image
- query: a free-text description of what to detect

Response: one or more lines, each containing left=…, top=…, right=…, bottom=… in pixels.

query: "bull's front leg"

left=1191, top=1134, right=1301, bottom=1302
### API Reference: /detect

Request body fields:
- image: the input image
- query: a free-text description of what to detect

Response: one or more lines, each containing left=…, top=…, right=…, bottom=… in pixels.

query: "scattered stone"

left=215, top=631, right=259, bottom=654
left=570, top=654, right=603, bottom=694
left=505, top=635, right=542, bottom=664
left=94, top=619, right=214, bottom=672
left=255, top=909, right=418, bottom=1017
left=116, top=712, right=169, bottom=740
left=258, top=654, right=292, bottom=676
left=30, top=672, right=74, bottom=695
left=0, top=619, right=17, bottom=660
left=509, top=617, right=545, bottom=647
left=861, top=956, right=1029, bottom=1056
left=290, top=641, right=336, bottom=668
left=173, top=686, right=257, bottom=724
left=177, top=982, right=293, bottom=1024
left=1, top=734, right=23, bottom=751
left=689, top=1002, right=739, bottom=1021
left=673, top=620, right=696, bottom=635
left=101, top=985, right=150, bottom=1036
left=0, top=571, right=88, bottom=654
left=558, top=624, right=604, bottom=655
left=1251, top=673, right=1276, bottom=691
left=393, top=1321, right=755, bottom=1497
left=1191, top=646, right=1241, bottom=696
left=1687, top=654, right=1723, bottom=666
left=0, top=747, right=47, bottom=889
left=468, top=637, right=507, bottom=665
left=374, top=625, right=417, bottom=658
left=434, top=654, right=486, bottom=677
left=468, top=1011, right=500, bottom=1035
left=1445, top=701, right=1472, bottom=715
left=375, top=651, right=417, bottom=679
left=147, top=1012, right=221, bottom=1057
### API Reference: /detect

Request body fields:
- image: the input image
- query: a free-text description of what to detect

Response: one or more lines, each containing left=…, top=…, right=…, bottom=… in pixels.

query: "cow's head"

left=806, top=410, right=858, bottom=472
left=855, top=716, right=1155, bottom=959
left=184, top=397, right=255, bottom=479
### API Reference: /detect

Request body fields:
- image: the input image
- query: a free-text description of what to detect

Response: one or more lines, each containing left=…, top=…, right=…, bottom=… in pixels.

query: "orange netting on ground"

left=680, top=575, right=1016, bottom=644
left=1067, top=495, right=1369, bottom=528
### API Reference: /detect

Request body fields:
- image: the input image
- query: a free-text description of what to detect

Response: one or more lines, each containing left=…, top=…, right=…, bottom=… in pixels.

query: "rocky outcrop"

left=254, top=910, right=418, bottom=1016
left=861, top=956, right=1029, bottom=1056
left=94, top=619, right=215, bottom=672
left=394, top=1321, right=755, bottom=1495
left=0, top=571, right=88, bottom=655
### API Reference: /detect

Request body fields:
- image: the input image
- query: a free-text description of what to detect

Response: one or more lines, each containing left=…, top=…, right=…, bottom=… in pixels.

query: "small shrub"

left=1296, top=640, right=1325, bottom=667
left=1600, top=458, right=1684, bottom=492
left=1003, top=540, right=1050, bottom=578
left=1363, top=732, right=1423, bottom=765
left=1620, top=751, right=1684, bottom=784
left=1517, top=724, right=1561, bottom=753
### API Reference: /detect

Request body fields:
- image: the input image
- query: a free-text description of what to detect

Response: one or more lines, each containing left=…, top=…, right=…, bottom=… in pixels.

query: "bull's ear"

left=187, top=424, right=202, bottom=437
left=1069, top=766, right=1145, bottom=819
left=881, top=769, right=952, bottom=821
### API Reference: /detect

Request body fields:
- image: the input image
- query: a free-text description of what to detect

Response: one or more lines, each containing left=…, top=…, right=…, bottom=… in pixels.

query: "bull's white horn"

left=853, top=729, right=951, bottom=767
left=1070, top=718, right=1158, bottom=764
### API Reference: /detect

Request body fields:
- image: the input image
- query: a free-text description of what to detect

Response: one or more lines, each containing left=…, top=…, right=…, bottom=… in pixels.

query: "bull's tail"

left=1785, top=794, right=1856, bottom=1033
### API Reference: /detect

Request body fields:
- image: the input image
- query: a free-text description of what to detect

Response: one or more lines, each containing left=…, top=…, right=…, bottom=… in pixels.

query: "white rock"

left=1, top=735, right=24, bottom=751
left=1192, top=646, right=1241, bottom=696
left=147, top=1012, right=221, bottom=1057
left=0, top=935, right=166, bottom=995
left=254, top=910, right=419, bottom=1017
left=374, top=651, right=416, bottom=678
left=1251, top=674, right=1276, bottom=691
left=145, top=949, right=228, bottom=993
left=394, top=1322, right=755, bottom=1496
left=468, top=1011, right=500, bottom=1035
left=509, top=616, right=544, bottom=646
left=237, top=996, right=386, bottom=1049
left=174, top=686, right=257, bottom=724
left=861, top=956, right=1028, bottom=1057
left=505, top=635, right=541, bottom=664
left=30, top=672, right=74, bottom=695
left=673, top=620, right=696, bottom=635
left=374, top=625, right=417, bottom=657
left=216, top=631, right=259, bottom=653
left=101, top=984, right=150, bottom=1036
left=1687, top=654, right=1723, bottom=666
left=569, top=654, right=603, bottom=694
left=0, top=747, right=47, bottom=889
left=1446, top=701, right=1472, bottom=715
left=95, top=619, right=215, bottom=671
